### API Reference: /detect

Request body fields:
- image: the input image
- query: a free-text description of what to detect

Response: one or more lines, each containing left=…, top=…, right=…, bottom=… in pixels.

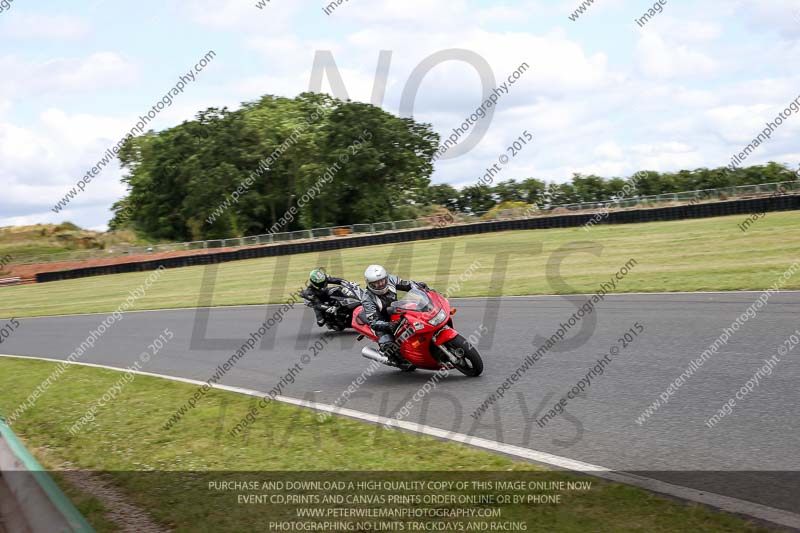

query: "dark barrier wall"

left=37, top=194, right=800, bottom=283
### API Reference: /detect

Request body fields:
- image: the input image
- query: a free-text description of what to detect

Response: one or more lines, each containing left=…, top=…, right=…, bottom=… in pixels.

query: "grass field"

left=1, top=212, right=799, bottom=318
left=0, top=357, right=775, bottom=532
left=0, top=223, right=143, bottom=265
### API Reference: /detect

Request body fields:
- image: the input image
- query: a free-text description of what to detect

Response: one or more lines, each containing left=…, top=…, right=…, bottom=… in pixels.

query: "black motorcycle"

left=302, top=282, right=363, bottom=331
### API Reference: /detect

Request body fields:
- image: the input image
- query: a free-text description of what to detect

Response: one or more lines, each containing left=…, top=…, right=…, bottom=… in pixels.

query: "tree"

left=427, top=184, right=460, bottom=211
left=457, top=185, right=496, bottom=213
left=518, top=178, right=546, bottom=204
left=571, top=174, right=610, bottom=202
left=493, top=180, right=527, bottom=203
left=113, top=93, right=439, bottom=240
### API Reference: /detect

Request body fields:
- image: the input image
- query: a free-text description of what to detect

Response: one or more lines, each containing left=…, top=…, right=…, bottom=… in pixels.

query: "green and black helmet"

left=309, top=268, right=328, bottom=289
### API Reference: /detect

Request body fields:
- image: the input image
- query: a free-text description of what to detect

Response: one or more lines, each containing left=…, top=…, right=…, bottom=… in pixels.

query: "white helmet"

left=365, top=264, right=389, bottom=295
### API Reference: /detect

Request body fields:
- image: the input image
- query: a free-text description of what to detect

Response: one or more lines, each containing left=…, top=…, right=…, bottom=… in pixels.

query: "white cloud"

left=0, top=99, right=11, bottom=119
left=735, top=0, right=800, bottom=39
left=0, top=52, right=138, bottom=99
left=179, top=0, right=301, bottom=32
left=349, top=0, right=471, bottom=26
left=0, top=13, right=90, bottom=39
left=36, top=52, right=137, bottom=92
left=594, top=141, right=625, bottom=160
left=653, top=17, right=723, bottom=42
left=635, top=33, right=719, bottom=80
left=2, top=0, right=800, bottom=230
left=0, top=106, right=133, bottom=229
left=476, top=2, right=546, bottom=24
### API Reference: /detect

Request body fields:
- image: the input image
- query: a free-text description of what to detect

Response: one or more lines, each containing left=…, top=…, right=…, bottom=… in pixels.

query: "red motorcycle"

left=352, top=287, right=484, bottom=377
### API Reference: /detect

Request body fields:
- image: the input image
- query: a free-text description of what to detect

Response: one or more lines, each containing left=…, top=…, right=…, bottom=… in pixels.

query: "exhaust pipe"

left=361, top=346, right=390, bottom=365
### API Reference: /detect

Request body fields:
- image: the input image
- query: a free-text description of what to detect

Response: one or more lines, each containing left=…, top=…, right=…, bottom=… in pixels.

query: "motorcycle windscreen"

left=389, top=288, right=434, bottom=313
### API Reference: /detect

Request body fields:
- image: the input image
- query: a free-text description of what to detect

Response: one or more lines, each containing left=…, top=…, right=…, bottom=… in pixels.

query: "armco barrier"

left=36, top=194, right=800, bottom=283
left=0, top=414, right=94, bottom=532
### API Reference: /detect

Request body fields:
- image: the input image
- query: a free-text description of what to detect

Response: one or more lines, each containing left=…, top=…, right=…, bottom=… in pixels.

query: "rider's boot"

left=379, top=335, right=414, bottom=370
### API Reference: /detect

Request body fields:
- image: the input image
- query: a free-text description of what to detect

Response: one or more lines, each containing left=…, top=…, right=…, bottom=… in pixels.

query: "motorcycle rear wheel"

left=442, top=334, right=483, bottom=377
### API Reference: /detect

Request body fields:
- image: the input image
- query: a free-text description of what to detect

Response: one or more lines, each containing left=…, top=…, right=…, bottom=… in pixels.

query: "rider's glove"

left=372, top=321, right=392, bottom=333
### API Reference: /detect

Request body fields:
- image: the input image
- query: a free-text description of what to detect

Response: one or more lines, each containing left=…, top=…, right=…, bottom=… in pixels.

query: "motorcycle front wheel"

left=442, top=334, right=483, bottom=377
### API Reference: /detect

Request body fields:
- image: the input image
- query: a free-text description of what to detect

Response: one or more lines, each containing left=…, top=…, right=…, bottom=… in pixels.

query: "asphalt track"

left=2, top=293, right=799, bottom=522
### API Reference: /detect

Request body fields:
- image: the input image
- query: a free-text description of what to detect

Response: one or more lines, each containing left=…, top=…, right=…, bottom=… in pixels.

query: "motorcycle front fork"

left=434, top=342, right=460, bottom=365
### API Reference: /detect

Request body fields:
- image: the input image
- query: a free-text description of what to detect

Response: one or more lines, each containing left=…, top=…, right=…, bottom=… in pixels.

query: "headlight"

left=428, top=309, right=448, bottom=326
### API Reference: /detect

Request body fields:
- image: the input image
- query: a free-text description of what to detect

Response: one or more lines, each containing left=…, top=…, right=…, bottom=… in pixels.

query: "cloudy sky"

left=1, top=0, right=799, bottom=230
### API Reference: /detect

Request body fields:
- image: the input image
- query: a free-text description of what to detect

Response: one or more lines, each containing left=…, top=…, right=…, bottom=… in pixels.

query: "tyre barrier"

left=37, top=194, right=800, bottom=283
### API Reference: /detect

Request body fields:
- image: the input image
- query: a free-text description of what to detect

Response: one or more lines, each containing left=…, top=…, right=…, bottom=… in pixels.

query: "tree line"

left=429, top=162, right=798, bottom=214
left=111, top=93, right=438, bottom=241
left=110, top=92, right=798, bottom=241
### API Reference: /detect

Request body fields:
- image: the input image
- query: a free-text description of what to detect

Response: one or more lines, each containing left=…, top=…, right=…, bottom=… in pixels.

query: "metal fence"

left=13, top=180, right=799, bottom=266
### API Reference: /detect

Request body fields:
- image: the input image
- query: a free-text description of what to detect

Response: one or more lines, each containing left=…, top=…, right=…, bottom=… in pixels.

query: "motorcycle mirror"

left=450, top=308, right=457, bottom=315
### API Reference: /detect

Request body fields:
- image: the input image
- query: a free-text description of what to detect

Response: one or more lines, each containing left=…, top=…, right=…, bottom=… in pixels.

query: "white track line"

left=8, top=290, right=800, bottom=321
left=1, top=353, right=798, bottom=530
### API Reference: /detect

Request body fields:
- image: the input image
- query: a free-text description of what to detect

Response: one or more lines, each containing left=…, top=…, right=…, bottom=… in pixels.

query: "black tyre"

left=443, top=334, right=483, bottom=377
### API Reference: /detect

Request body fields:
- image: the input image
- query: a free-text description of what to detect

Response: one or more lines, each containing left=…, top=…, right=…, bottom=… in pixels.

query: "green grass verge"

left=0, top=358, right=776, bottom=532
left=46, top=474, right=118, bottom=533
left=2, top=212, right=800, bottom=318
